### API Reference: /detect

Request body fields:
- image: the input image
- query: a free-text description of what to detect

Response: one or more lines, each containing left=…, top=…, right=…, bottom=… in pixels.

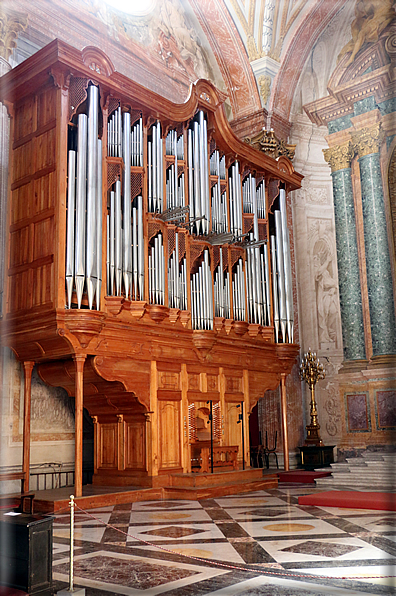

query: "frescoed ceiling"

left=3, top=0, right=356, bottom=133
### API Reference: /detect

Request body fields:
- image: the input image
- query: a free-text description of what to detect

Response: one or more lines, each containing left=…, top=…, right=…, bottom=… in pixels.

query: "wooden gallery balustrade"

left=0, top=40, right=302, bottom=496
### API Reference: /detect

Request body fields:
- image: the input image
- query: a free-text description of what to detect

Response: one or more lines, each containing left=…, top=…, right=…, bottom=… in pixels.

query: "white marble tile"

left=214, top=496, right=288, bottom=508
left=238, top=517, right=347, bottom=538
left=129, top=508, right=213, bottom=523
left=315, top=506, right=385, bottom=516
left=126, top=521, right=225, bottom=542
left=53, top=525, right=106, bottom=543
left=53, top=550, right=228, bottom=595
left=202, top=574, right=381, bottom=595
left=132, top=500, right=203, bottom=511
left=294, top=565, right=396, bottom=588
left=224, top=505, right=314, bottom=520
left=343, top=514, right=396, bottom=531
left=257, top=536, right=391, bottom=564
left=133, top=540, right=246, bottom=564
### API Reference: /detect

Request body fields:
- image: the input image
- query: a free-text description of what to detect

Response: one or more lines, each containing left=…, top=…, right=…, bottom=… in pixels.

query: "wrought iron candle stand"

left=300, top=349, right=325, bottom=446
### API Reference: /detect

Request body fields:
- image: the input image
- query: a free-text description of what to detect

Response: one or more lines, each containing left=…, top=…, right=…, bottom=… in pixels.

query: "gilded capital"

left=0, top=7, right=28, bottom=61
left=351, top=124, right=384, bottom=158
left=323, top=142, right=353, bottom=172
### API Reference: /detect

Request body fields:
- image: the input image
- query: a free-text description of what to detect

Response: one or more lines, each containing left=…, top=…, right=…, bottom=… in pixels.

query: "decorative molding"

left=351, top=123, right=384, bottom=157
left=244, top=128, right=296, bottom=161
left=323, top=141, right=353, bottom=171
left=257, top=74, right=272, bottom=105
left=0, top=6, right=28, bottom=61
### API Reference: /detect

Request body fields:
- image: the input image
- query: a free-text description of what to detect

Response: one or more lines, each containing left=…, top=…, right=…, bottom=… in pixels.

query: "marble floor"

left=52, top=484, right=396, bottom=595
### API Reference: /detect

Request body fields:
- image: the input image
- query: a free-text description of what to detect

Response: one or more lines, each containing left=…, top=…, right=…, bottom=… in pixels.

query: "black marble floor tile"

left=231, top=540, right=277, bottom=564
left=139, top=525, right=206, bottom=538
left=55, top=554, right=200, bottom=588
left=279, top=539, right=363, bottom=557
left=206, top=508, right=233, bottom=521
left=216, top=521, right=250, bottom=538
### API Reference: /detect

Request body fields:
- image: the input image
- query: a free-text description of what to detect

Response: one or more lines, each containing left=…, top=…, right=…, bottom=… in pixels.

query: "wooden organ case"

left=0, top=41, right=303, bottom=494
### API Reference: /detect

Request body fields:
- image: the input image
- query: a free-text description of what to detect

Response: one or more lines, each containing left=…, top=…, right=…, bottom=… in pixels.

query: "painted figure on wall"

left=338, top=0, right=396, bottom=65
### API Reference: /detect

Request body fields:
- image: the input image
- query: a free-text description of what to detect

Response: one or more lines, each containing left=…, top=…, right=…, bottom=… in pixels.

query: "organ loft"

left=0, top=40, right=302, bottom=498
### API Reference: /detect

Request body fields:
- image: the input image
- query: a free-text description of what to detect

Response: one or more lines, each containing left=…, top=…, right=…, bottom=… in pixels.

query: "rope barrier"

left=66, top=502, right=395, bottom=583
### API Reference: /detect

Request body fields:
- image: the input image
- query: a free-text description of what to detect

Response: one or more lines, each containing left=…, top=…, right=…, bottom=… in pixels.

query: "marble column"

left=323, top=142, right=366, bottom=361
left=352, top=124, right=396, bottom=356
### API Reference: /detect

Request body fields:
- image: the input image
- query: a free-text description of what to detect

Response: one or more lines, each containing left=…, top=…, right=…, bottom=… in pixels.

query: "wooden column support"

left=22, top=361, right=34, bottom=493
left=280, top=373, right=289, bottom=471
left=73, top=354, right=86, bottom=497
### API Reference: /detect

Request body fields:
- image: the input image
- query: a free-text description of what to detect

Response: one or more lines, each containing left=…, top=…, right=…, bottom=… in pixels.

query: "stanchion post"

left=56, top=494, right=86, bottom=595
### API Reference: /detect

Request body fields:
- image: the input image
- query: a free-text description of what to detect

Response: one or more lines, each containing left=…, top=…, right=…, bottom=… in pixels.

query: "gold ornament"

left=323, top=142, right=353, bottom=172
left=0, top=6, right=28, bottom=61
left=300, top=349, right=326, bottom=446
left=351, top=123, right=384, bottom=158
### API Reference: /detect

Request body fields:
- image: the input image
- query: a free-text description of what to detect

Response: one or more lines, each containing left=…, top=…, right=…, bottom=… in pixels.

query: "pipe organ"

left=0, top=41, right=302, bottom=492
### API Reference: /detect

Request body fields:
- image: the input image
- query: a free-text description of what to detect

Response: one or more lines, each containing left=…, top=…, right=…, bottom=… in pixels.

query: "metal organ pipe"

left=271, top=235, right=280, bottom=343
left=74, top=113, right=88, bottom=308
left=65, top=85, right=103, bottom=310
left=280, top=189, right=294, bottom=343
left=123, top=111, right=132, bottom=299
left=270, top=190, right=293, bottom=343
left=190, top=250, right=213, bottom=330
left=188, top=111, right=210, bottom=235
left=96, top=139, right=102, bottom=310
left=66, top=150, right=76, bottom=309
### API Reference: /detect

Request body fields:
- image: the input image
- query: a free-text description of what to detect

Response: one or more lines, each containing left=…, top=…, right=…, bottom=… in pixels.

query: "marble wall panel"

left=345, top=392, right=370, bottom=433
left=375, top=389, right=396, bottom=430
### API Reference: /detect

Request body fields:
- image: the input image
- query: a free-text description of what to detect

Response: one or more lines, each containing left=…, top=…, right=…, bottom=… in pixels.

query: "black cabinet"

left=299, top=445, right=335, bottom=470
left=0, top=512, right=53, bottom=595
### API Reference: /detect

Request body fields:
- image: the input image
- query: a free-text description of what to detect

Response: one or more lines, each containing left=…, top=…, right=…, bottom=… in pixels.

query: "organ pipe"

left=270, top=189, right=293, bottom=343
left=65, top=99, right=296, bottom=344
left=66, top=85, right=103, bottom=310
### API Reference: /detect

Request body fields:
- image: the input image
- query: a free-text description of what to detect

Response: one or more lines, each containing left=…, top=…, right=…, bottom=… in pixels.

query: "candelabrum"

left=300, top=349, right=325, bottom=446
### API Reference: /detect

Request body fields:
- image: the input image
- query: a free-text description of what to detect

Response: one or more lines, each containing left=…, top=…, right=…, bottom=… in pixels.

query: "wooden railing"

left=0, top=466, right=93, bottom=492
left=199, top=445, right=239, bottom=473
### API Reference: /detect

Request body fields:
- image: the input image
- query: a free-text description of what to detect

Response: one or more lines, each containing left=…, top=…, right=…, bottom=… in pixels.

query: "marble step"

left=315, top=477, right=396, bottom=490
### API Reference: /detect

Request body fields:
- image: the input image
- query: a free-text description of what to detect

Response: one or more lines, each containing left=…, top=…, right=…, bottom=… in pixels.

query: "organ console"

left=0, top=40, right=303, bottom=495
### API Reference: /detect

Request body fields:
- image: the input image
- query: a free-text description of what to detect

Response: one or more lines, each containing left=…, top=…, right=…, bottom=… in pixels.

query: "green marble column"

left=352, top=125, right=396, bottom=356
left=323, top=143, right=366, bottom=361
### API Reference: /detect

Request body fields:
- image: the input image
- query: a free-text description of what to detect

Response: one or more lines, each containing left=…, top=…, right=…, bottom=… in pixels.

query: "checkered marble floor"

left=52, top=484, right=396, bottom=595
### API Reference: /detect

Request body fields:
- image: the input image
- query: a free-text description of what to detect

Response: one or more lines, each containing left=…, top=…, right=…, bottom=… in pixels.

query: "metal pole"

left=280, top=374, right=289, bottom=471
left=237, top=402, right=245, bottom=470
left=207, top=400, right=213, bottom=473
left=68, top=495, right=75, bottom=592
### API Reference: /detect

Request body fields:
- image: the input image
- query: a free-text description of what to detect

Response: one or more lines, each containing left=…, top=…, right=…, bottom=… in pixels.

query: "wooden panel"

left=13, top=142, right=33, bottom=182
left=159, top=401, right=181, bottom=469
left=8, top=269, right=32, bottom=312
left=32, top=263, right=53, bottom=307
left=35, top=128, right=56, bottom=171
left=33, top=217, right=54, bottom=260
left=34, top=172, right=56, bottom=213
left=9, top=227, right=30, bottom=268
left=11, top=183, right=31, bottom=225
left=14, top=96, right=35, bottom=141
left=37, top=87, right=56, bottom=128
left=226, top=402, right=242, bottom=453
left=125, top=421, right=145, bottom=469
left=98, top=423, right=118, bottom=469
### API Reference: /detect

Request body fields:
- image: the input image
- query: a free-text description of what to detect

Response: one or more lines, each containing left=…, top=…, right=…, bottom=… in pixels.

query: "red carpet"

left=299, top=490, right=396, bottom=511
left=0, top=588, right=28, bottom=596
left=278, top=470, right=332, bottom=483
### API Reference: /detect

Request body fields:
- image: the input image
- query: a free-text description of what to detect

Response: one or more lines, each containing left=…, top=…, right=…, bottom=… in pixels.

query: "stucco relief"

left=323, top=381, right=341, bottom=436
left=309, top=221, right=340, bottom=348
left=296, top=176, right=329, bottom=205
left=30, top=369, right=74, bottom=433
